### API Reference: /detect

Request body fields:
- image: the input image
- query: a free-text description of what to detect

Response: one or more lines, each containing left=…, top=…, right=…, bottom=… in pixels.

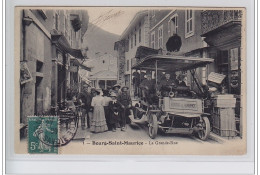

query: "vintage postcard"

left=14, top=7, right=246, bottom=155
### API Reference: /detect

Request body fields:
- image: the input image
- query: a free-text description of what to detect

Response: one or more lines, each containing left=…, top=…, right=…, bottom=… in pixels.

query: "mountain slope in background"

left=82, top=23, right=120, bottom=59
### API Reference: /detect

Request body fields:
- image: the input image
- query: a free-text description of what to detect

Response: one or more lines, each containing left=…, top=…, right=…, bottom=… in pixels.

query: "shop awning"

left=73, top=58, right=91, bottom=71
left=51, top=32, right=85, bottom=59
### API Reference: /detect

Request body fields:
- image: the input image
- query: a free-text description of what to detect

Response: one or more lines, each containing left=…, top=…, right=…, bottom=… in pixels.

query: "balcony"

left=201, top=10, right=242, bottom=36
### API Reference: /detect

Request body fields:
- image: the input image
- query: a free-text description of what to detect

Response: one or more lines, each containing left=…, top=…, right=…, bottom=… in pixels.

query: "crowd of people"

left=66, top=84, right=133, bottom=133
left=64, top=71, right=187, bottom=133
left=136, top=71, right=187, bottom=105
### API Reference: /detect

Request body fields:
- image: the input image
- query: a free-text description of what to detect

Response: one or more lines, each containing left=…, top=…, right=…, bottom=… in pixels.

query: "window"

left=55, top=12, right=59, bottom=30
left=169, top=14, right=178, bottom=35
left=126, top=60, right=130, bottom=71
left=158, top=25, right=163, bottom=49
left=139, top=28, right=141, bottom=43
left=217, top=50, right=229, bottom=75
left=230, top=48, right=239, bottom=71
left=134, top=33, right=137, bottom=46
left=151, top=10, right=155, bottom=18
left=168, top=20, right=171, bottom=36
left=128, top=35, right=130, bottom=50
left=185, top=10, right=194, bottom=38
left=65, top=16, right=68, bottom=38
left=70, top=30, right=73, bottom=46
left=202, top=67, right=206, bottom=85
left=151, top=31, right=155, bottom=49
left=131, top=34, right=133, bottom=49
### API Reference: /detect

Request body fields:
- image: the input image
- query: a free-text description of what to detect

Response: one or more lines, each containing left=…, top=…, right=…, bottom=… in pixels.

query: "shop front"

left=201, top=10, right=243, bottom=137
left=51, top=30, right=85, bottom=109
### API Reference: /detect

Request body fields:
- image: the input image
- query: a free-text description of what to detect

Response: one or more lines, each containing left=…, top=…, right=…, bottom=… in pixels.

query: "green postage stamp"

left=28, top=116, right=59, bottom=154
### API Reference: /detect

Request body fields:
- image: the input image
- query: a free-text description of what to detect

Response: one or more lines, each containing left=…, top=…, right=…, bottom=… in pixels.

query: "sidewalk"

left=209, top=132, right=242, bottom=143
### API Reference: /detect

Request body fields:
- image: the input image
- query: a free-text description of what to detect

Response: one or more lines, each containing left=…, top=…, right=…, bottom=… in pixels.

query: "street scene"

left=17, top=7, right=246, bottom=155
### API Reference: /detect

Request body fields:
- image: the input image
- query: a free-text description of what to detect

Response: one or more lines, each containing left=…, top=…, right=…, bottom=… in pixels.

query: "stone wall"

left=21, top=22, right=52, bottom=124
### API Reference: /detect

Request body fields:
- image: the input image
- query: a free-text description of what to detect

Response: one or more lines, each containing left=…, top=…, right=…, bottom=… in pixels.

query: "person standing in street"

left=117, top=86, right=132, bottom=131
left=102, top=89, right=112, bottom=130
left=85, top=86, right=94, bottom=128
left=108, top=92, right=121, bottom=132
left=112, top=84, right=121, bottom=96
left=90, top=88, right=108, bottom=133
left=77, top=84, right=90, bottom=129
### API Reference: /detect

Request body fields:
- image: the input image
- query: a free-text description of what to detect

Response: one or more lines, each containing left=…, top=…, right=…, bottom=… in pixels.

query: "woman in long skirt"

left=90, top=88, right=108, bottom=133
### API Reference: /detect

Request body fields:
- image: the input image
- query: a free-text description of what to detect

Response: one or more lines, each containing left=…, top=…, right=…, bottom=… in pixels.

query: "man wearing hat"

left=77, top=84, right=93, bottom=129
left=177, top=74, right=187, bottom=87
left=117, top=86, right=132, bottom=131
left=108, top=92, right=121, bottom=132
left=112, top=84, right=121, bottom=96
left=140, top=73, right=156, bottom=104
left=158, top=72, right=176, bottom=97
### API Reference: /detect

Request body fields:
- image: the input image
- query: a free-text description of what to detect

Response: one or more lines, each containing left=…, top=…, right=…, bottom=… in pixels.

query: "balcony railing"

left=201, top=10, right=242, bottom=35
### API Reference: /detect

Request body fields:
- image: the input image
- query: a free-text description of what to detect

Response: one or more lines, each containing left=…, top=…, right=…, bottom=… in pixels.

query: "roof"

left=72, top=58, right=91, bottom=71
left=89, top=70, right=117, bottom=80
left=119, top=10, right=148, bottom=40
left=132, top=55, right=214, bottom=72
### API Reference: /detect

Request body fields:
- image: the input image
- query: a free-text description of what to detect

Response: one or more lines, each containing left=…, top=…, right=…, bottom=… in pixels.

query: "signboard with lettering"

left=208, top=72, right=226, bottom=84
left=170, top=100, right=198, bottom=111
left=163, top=98, right=203, bottom=113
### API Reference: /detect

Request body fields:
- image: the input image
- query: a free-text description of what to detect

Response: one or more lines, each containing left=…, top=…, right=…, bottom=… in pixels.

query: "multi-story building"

left=86, top=53, right=118, bottom=89
left=148, top=9, right=243, bottom=136
left=148, top=9, right=243, bottom=94
left=201, top=10, right=242, bottom=95
left=200, top=10, right=243, bottom=136
left=148, top=9, right=208, bottom=89
left=19, top=9, right=88, bottom=128
left=87, top=53, right=117, bottom=75
left=114, top=10, right=150, bottom=95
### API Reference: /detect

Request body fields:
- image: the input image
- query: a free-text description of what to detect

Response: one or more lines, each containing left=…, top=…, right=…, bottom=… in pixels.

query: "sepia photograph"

left=14, top=7, right=246, bottom=155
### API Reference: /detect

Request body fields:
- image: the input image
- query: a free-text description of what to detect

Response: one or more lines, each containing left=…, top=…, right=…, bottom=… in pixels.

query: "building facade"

left=20, top=9, right=88, bottom=127
left=87, top=53, right=117, bottom=75
left=201, top=10, right=242, bottom=95
left=200, top=10, right=243, bottom=136
left=148, top=9, right=243, bottom=95
left=86, top=53, right=118, bottom=89
left=114, top=11, right=150, bottom=95
left=148, top=9, right=209, bottom=89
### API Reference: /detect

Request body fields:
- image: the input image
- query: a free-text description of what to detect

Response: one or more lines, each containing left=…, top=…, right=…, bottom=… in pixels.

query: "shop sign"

left=170, top=99, right=198, bottom=111
left=208, top=72, right=226, bottom=84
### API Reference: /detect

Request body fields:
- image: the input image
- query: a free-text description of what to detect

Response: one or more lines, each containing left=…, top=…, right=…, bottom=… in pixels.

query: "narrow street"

left=73, top=122, right=219, bottom=144
left=17, top=8, right=245, bottom=156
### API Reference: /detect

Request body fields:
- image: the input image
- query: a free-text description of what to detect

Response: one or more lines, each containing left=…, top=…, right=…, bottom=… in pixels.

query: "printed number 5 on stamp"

left=28, top=116, right=59, bottom=154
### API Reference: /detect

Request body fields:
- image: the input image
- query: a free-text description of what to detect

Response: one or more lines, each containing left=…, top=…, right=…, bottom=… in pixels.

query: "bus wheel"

left=197, top=117, right=210, bottom=141
left=148, top=114, right=158, bottom=139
